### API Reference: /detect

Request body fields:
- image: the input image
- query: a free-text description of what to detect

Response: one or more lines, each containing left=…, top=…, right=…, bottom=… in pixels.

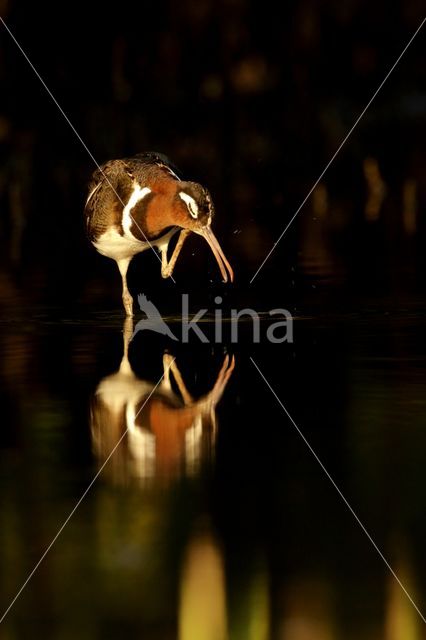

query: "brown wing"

left=84, top=159, right=133, bottom=240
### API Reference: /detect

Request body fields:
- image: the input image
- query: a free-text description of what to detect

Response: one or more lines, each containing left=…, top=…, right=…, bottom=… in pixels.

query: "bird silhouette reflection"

left=90, top=318, right=235, bottom=484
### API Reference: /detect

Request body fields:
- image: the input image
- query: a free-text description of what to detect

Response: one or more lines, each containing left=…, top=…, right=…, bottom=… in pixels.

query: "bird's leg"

left=161, top=229, right=191, bottom=278
left=123, top=316, right=134, bottom=358
left=208, top=355, right=236, bottom=405
left=161, top=248, right=168, bottom=277
left=161, top=353, right=174, bottom=391
left=160, top=354, right=193, bottom=404
left=117, top=258, right=133, bottom=316
left=119, top=316, right=134, bottom=375
left=200, top=355, right=235, bottom=411
left=169, top=359, right=194, bottom=405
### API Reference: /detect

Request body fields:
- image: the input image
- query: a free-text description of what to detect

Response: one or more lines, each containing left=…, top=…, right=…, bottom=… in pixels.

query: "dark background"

left=2, top=3, right=426, bottom=638
left=1, top=0, right=426, bottom=311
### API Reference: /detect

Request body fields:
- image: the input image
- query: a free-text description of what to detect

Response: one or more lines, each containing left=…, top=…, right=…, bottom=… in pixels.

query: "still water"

left=1, top=294, right=426, bottom=639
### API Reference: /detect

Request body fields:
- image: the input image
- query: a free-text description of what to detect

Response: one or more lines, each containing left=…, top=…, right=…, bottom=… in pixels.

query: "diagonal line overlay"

left=0, top=360, right=174, bottom=625
left=0, top=16, right=175, bottom=281
left=250, top=356, right=426, bottom=624
left=250, top=16, right=426, bottom=283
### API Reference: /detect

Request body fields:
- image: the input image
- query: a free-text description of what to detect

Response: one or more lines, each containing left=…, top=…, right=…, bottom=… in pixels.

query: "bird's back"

left=85, top=153, right=182, bottom=241
left=128, top=152, right=182, bottom=179
left=85, top=159, right=131, bottom=241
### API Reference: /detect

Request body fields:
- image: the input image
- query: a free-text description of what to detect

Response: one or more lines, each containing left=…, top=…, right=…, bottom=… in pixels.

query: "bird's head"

left=177, top=182, right=213, bottom=228
left=176, top=182, right=234, bottom=283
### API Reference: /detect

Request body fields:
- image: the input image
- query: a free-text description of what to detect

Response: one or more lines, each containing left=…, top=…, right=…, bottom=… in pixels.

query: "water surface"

left=1, top=293, right=426, bottom=638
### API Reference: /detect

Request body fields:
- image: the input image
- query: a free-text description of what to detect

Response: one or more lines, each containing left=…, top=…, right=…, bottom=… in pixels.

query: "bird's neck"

left=145, top=192, right=189, bottom=236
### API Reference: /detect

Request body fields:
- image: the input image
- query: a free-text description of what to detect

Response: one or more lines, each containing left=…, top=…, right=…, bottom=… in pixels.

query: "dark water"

left=1, top=291, right=426, bottom=639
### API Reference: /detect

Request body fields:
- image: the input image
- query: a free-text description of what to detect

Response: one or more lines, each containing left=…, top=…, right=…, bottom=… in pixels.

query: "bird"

left=85, top=152, right=234, bottom=315
left=90, top=317, right=235, bottom=483
left=131, top=294, right=178, bottom=341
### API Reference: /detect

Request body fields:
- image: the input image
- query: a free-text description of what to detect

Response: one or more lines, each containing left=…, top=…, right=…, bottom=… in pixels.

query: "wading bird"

left=85, top=152, right=234, bottom=315
left=91, top=318, right=235, bottom=483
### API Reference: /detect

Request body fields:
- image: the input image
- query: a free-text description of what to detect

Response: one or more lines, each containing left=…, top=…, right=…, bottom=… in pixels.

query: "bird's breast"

left=93, top=226, right=151, bottom=261
left=87, top=176, right=181, bottom=260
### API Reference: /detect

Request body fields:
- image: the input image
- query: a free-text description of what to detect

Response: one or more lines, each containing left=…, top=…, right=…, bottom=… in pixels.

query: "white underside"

left=94, top=227, right=150, bottom=261
left=92, top=180, right=180, bottom=263
left=93, top=226, right=179, bottom=262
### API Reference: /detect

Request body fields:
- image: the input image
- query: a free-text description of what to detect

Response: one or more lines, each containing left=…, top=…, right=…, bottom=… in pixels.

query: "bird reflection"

left=91, top=318, right=235, bottom=484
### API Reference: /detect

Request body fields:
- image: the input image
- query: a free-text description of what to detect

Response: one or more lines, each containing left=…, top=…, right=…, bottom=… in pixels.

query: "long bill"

left=198, top=226, right=234, bottom=283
